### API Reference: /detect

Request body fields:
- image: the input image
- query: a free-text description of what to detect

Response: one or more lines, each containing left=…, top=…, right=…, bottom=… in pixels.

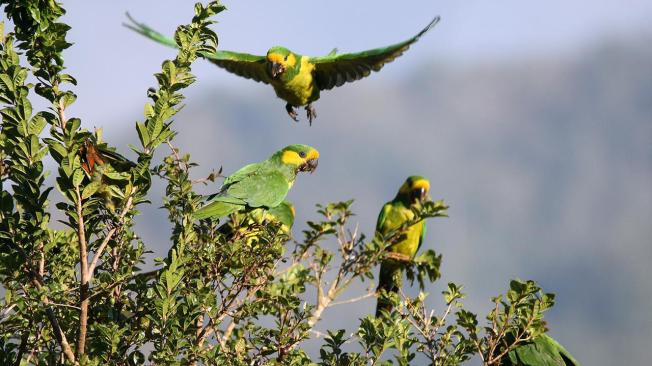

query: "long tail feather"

left=375, top=261, right=402, bottom=317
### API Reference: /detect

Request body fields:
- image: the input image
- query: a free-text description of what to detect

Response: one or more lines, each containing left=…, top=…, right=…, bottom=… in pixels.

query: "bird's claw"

left=286, top=104, right=299, bottom=122
left=306, top=105, right=317, bottom=126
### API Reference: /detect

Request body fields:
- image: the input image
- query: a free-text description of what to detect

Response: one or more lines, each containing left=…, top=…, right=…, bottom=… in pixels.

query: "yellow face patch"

left=399, top=178, right=430, bottom=195
left=267, top=52, right=296, bottom=67
left=411, top=179, right=430, bottom=192
left=281, top=148, right=319, bottom=166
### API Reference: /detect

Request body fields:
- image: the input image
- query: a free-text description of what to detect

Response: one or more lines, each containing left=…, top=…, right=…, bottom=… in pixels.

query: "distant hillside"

left=126, top=36, right=651, bottom=365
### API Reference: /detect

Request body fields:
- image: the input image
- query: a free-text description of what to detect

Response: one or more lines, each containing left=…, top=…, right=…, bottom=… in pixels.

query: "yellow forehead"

left=412, top=179, right=430, bottom=191
left=281, top=148, right=319, bottom=165
left=267, top=53, right=296, bottom=67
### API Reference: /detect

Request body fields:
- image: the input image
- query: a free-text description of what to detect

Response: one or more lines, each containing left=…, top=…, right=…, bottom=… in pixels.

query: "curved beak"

left=270, top=62, right=285, bottom=78
left=299, top=158, right=319, bottom=173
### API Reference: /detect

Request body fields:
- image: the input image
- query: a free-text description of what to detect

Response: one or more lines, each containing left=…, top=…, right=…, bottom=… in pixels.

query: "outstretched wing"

left=125, top=14, right=270, bottom=84
left=202, top=50, right=271, bottom=84
left=311, top=16, right=440, bottom=91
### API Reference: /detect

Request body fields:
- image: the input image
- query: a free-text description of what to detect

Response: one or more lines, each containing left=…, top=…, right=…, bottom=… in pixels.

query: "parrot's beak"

left=270, top=62, right=285, bottom=78
left=299, top=158, right=319, bottom=173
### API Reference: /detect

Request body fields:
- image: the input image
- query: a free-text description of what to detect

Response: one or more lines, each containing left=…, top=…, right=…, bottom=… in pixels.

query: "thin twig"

left=87, top=196, right=133, bottom=278
left=329, top=291, right=376, bottom=306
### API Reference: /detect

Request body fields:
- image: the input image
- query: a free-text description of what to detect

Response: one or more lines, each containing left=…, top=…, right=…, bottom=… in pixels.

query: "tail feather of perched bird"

left=375, top=176, right=430, bottom=316
left=126, top=15, right=441, bottom=124
left=504, top=334, right=580, bottom=366
left=193, top=145, right=319, bottom=220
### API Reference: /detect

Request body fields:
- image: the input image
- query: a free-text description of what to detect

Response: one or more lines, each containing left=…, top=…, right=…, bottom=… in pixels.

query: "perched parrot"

left=193, top=144, right=318, bottom=220
left=375, top=176, right=430, bottom=316
left=503, top=334, right=580, bottom=366
left=125, top=15, right=440, bottom=124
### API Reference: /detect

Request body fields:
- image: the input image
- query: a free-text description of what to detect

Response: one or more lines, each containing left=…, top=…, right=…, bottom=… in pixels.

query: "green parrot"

left=375, top=175, right=430, bottom=316
left=193, top=144, right=318, bottom=220
left=503, top=334, right=580, bottom=366
left=125, top=15, right=440, bottom=124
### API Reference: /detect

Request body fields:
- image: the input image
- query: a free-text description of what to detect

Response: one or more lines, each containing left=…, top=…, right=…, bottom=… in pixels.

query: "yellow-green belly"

left=271, top=59, right=319, bottom=106
left=383, top=206, right=423, bottom=258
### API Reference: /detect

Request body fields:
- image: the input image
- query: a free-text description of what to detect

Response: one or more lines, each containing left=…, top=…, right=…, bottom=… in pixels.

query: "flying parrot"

left=503, top=334, right=580, bottom=366
left=193, top=144, right=318, bottom=220
left=125, top=15, right=440, bottom=124
left=375, top=175, right=430, bottom=316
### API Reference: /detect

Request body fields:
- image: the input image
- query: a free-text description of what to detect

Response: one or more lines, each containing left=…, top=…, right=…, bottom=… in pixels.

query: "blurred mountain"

left=117, top=35, right=651, bottom=365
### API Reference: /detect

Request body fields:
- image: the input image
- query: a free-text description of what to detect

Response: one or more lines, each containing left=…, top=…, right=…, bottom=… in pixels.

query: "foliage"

left=0, top=1, right=560, bottom=365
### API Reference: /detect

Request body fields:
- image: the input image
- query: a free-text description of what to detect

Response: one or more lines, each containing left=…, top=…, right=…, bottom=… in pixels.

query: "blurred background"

left=46, top=0, right=652, bottom=364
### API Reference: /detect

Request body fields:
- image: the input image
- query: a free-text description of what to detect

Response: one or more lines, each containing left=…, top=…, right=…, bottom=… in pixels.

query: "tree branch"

left=75, top=186, right=90, bottom=356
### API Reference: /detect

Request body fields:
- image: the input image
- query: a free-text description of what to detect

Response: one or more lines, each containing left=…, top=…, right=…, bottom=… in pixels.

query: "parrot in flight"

left=125, top=15, right=440, bottom=125
left=375, top=176, right=430, bottom=316
left=193, top=144, right=318, bottom=220
left=503, top=334, right=580, bottom=366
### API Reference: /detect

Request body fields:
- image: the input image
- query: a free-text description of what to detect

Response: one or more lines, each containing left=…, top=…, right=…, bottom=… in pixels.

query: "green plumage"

left=504, top=334, right=580, bottom=366
left=193, top=144, right=318, bottom=220
left=126, top=15, right=440, bottom=123
left=376, top=176, right=430, bottom=316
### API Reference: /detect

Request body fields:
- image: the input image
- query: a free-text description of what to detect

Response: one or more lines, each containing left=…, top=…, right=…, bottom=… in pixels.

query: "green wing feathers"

left=506, top=335, right=580, bottom=366
left=194, top=196, right=246, bottom=220
left=204, top=50, right=270, bottom=84
left=125, top=15, right=270, bottom=84
left=124, top=13, right=178, bottom=48
left=226, top=171, right=289, bottom=208
left=311, top=16, right=440, bottom=90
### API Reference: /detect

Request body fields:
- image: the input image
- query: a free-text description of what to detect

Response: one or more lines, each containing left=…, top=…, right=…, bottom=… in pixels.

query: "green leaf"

left=81, top=181, right=101, bottom=199
left=72, top=168, right=84, bottom=187
left=136, top=121, right=150, bottom=147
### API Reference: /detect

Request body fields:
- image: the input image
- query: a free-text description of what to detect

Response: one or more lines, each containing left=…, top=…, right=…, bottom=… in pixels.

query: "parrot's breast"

left=271, top=57, right=319, bottom=106
left=385, top=207, right=423, bottom=258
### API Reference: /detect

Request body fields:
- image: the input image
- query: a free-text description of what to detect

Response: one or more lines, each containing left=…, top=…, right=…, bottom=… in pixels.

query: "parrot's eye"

left=298, top=151, right=306, bottom=158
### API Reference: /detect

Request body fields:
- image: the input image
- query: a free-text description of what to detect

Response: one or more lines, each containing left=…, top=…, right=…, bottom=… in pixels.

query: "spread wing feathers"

left=311, top=16, right=440, bottom=90
left=125, top=14, right=270, bottom=84
left=507, top=335, right=580, bottom=366
left=203, top=50, right=271, bottom=84
left=124, top=13, right=178, bottom=49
